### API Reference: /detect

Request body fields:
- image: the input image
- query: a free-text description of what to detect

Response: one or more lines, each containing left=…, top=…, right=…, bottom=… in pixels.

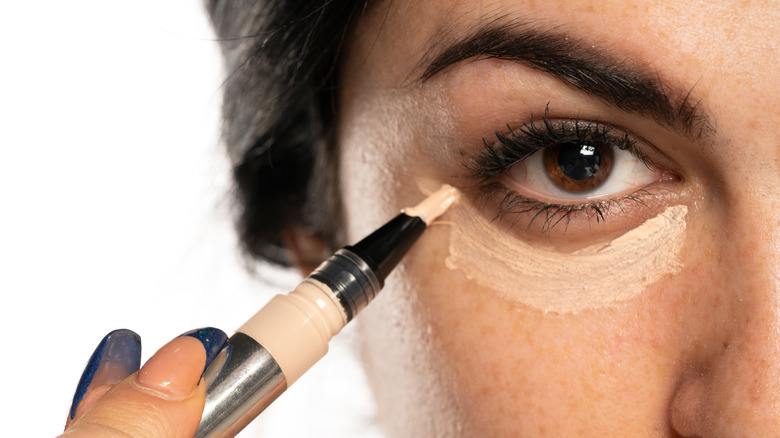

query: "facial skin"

left=329, top=0, right=779, bottom=435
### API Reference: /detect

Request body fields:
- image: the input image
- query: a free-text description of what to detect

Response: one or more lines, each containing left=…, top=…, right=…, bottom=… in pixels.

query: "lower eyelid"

left=468, top=180, right=677, bottom=244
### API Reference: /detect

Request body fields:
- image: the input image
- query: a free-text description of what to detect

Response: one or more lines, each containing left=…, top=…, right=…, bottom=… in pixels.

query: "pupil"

left=558, top=143, right=601, bottom=181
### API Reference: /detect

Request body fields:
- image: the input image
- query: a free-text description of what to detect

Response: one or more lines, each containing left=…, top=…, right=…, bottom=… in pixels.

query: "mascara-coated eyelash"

left=460, top=111, right=664, bottom=232
left=465, top=111, right=647, bottom=179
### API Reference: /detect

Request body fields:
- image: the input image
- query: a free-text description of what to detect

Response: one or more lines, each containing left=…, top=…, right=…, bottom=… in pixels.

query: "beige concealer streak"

left=445, top=204, right=688, bottom=313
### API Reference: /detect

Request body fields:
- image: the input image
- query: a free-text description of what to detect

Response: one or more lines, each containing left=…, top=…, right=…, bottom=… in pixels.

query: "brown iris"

left=542, top=142, right=614, bottom=192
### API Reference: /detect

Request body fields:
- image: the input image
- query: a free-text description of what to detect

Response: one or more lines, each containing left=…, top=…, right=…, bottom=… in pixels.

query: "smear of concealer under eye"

left=444, top=204, right=688, bottom=313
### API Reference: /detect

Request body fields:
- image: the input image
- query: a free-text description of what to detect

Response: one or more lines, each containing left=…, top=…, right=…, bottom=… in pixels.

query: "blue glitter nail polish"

left=179, top=327, right=229, bottom=373
left=69, top=329, right=141, bottom=420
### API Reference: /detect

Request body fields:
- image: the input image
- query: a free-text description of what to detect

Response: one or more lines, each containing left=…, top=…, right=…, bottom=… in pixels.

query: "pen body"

left=193, top=208, right=436, bottom=437
left=194, top=279, right=347, bottom=438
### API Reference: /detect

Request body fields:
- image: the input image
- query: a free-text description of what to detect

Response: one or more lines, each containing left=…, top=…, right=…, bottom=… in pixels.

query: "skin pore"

left=323, top=0, right=779, bottom=436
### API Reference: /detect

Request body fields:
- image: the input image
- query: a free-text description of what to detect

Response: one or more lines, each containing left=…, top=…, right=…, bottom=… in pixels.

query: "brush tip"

left=402, top=184, right=459, bottom=225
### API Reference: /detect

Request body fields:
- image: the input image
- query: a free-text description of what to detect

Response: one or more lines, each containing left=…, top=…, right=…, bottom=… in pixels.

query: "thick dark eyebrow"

left=419, top=20, right=712, bottom=139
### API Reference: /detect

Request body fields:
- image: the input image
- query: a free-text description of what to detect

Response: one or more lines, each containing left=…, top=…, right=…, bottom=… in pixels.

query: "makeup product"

left=194, top=185, right=458, bottom=438
left=445, top=203, right=688, bottom=313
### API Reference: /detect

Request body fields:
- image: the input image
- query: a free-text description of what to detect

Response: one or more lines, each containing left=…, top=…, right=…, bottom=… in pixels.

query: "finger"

left=60, top=327, right=228, bottom=438
left=67, top=329, right=142, bottom=426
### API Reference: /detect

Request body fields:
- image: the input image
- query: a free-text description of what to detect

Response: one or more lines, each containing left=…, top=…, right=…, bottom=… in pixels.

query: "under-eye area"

left=456, top=109, right=681, bottom=242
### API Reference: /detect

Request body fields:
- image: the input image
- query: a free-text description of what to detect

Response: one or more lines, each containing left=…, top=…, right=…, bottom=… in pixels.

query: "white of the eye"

left=506, top=146, right=658, bottom=203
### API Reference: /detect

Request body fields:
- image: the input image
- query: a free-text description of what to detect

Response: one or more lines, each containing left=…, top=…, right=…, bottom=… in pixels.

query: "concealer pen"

left=194, top=185, right=458, bottom=438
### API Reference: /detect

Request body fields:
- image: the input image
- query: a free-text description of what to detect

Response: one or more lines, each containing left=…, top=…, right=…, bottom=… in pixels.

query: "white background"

left=0, top=2, right=378, bottom=436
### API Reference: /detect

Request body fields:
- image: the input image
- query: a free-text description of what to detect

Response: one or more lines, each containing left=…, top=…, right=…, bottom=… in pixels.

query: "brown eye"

left=542, top=142, right=614, bottom=192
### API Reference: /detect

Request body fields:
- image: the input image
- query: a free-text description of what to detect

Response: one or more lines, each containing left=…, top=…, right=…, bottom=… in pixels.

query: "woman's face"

left=334, top=0, right=779, bottom=435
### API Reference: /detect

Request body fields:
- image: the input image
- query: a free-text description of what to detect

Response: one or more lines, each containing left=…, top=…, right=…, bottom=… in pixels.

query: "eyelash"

left=460, top=110, right=657, bottom=232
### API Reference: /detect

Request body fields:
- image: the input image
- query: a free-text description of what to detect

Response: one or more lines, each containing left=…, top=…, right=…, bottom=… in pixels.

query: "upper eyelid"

left=499, top=118, right=633, bottom=151
left=463, top=116, right=640, bottom=180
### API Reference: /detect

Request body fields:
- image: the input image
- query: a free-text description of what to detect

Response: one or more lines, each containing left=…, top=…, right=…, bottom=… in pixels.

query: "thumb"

left=61, top=328, right=227, bottom=438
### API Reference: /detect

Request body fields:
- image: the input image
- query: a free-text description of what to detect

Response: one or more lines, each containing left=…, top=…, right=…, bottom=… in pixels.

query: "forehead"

left=342, top=0, right=778, bottom=154
left=349, top=0, right=772, bottom=82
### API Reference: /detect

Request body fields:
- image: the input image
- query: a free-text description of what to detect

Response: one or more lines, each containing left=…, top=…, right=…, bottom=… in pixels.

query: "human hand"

left=59, top=328, right=228, bottom=438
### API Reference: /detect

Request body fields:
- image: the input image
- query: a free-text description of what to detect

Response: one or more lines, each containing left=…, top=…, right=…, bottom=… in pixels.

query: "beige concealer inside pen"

left=237, top=278, right=346, bottom=385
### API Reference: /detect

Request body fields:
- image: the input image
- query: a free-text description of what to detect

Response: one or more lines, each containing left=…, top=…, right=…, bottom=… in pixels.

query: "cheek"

left=357, top=222, right=722, bottom=435
left=355, top=227, right=466, bottom=436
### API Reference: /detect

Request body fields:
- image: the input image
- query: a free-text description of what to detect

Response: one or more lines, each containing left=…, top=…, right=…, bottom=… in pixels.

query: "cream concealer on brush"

left=195, top=185, right=458, bottom=438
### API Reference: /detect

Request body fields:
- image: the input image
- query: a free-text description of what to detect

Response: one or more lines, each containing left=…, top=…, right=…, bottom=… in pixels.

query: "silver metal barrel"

left=194, top=332, right=286, bottom=438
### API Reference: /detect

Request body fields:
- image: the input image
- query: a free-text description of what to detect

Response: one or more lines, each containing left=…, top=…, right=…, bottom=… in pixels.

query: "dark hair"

left=206, top=0, right=368, bottom=265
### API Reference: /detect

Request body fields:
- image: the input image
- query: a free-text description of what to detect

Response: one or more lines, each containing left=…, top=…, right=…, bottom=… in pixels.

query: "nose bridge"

left=723, top=147, right=780, bottom=311
left=670, top=156, right=780, bottom=435
left=727, top=190, right=780, bottom=308
left=696, top=170, right=780, bottom=433
left=710, top=104, right=780, bottom=308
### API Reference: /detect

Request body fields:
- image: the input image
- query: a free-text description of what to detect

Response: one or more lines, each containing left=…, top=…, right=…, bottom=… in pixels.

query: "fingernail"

left=178, top=327, right=229, bottom=374
left=69, top=329, right=141, bottom=420
left=136, top=327, right=227, bottom=398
